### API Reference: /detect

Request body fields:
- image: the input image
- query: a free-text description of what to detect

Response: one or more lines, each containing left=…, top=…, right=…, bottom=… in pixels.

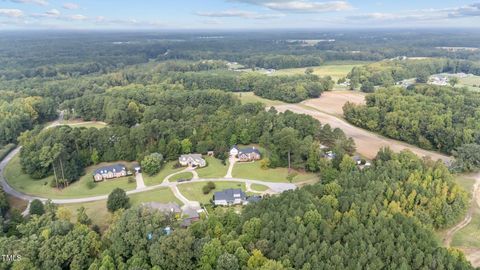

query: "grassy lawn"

left=58, top=120, right=108, bottom=129
left=274, top=61, right=371, bottom=81
left=4, top=155, right=136, bottom=199
left=143, top=161, right=185, bottom=186
left=234, top=92, right=286, bottom=107
left=62, top=187, right=181, bottom=231
left=250, top=183, right=269, bottom=192
left=232, top=160, right=318, bottom=183
left=169, top=172, right=194, bottom=182
left=178, top=181, right=246, bottom=205
left=197, top=156, right=229, bottom=178
left=455, top=174, right=477, bottom=193
left=452, top=207, right=480, bottom=248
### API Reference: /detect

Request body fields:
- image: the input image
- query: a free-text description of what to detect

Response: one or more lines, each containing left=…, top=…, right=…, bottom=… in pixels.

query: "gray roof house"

left=213, top=189, right=247, bottom=206
left=93, top=164, right=127, bottom=182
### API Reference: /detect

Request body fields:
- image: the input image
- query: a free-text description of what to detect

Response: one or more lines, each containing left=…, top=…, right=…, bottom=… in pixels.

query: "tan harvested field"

left=275, top=91, right=451, bottom=162
left=303, top=91, right=366, bottom=116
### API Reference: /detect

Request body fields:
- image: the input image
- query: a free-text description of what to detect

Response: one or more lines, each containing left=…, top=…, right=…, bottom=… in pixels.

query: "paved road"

left=275, top=104, right=451, bottom=162
left=1, top=146, right=296, bottom=204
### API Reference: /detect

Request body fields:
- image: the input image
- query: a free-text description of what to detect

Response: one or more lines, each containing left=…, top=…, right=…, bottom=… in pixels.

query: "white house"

left=179, top=154, right=206, bottom=167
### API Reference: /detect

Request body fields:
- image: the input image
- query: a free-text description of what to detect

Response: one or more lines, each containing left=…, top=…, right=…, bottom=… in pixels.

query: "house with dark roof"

left=213, top=188, right=247, bottom=206
left=93, top=164, right=127, bottom=182
left=238, top=147, right=261, bottom=162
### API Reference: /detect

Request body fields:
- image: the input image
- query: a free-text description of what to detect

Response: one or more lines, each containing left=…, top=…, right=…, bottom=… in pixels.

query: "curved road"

left=0, top=146, right=296, bottom=204
left=275, top=103, right=451, bottom=162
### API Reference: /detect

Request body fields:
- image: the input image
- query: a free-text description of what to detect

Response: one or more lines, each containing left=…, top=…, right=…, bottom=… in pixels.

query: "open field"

left=302, top=90, right=366, bottom=117
left=197, top=156, right=229, bottom=178
left=178, top=181, right=246, bottom=204
left=275, top=92, right=451, bottom=162
left=169, top=172, right=194, bottom=182
left=452, top=207, right=480, bottom=248
left=62, top=187, right=180, bottom=231
left=274, top=61, right=371, bottom=81
left=143, top=161, right=184, bottom=186
left=49, top=120, right=108, bottom=129
left=234, top=92, right=286, bottom=107
left=233, top=160, right=318, bottom=183
left=4, top=155, right=137, bottom=199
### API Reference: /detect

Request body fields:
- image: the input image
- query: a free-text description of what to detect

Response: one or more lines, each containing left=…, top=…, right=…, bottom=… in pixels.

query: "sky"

left=0, top=0, right=480, bottom=30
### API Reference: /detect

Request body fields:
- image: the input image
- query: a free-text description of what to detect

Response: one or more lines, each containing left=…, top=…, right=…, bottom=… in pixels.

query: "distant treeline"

left=347, top=58, right=480, bottom=89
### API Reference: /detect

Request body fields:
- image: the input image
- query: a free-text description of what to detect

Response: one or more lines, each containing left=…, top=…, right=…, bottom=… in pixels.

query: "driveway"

left=224, top=157, right=236, bottom=178
left=135, top=173, right=146, bottom=189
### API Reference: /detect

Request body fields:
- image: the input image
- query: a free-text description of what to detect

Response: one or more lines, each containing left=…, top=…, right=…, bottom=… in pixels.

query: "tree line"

left=20, top=89, right=354, bottom=187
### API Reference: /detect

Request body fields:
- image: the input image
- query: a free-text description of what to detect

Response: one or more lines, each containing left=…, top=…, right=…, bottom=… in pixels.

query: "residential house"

left=93, top=164, right=127, bottom=182
left=230, top=145, right=261, bottom=162
left=213, top=189, right=247, bottom=206
left=179, top=154, right=206, bottom=167
left=181, top=206, right=201, bottom=227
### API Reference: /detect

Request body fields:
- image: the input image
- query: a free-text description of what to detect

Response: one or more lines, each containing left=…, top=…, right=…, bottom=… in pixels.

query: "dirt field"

left=275, top=91, right=451, bottom=162
left=303, top=91, right=366, bottom=116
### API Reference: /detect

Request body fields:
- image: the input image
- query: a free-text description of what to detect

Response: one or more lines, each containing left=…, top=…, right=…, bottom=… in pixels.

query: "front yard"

left=196, top=156, right=229, bottom=178
left=62, top=187, right=181, bottom=232
left=4, top=155, right=136, bottom=199
left=142, top=161, right=185, bottom=186
left=232, top=160, right=318, bottom=183
left=178, top=181, right=246, bottom=205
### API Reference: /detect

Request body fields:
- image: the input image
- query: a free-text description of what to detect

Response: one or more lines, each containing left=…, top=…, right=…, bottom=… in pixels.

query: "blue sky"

left=0, top=0, right=479, bottom=29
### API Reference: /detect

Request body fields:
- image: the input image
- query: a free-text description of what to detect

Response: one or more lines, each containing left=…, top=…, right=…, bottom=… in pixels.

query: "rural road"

left=1, top=145, right=296, bottom=204
left=443, top=174, right=480, bottom=247
left=274, top=103, right=451, bottom=162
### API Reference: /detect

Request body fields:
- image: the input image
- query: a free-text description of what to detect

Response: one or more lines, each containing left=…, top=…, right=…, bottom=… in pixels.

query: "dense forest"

left=343, top=85, right=480, bottom=153
left=0, top=149, right=471, bottom=269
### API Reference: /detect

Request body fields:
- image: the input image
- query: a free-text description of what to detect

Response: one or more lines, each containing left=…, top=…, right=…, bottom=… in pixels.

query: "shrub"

left=86, top=181, right=96, bottom=189
left=141, top=153, right=164, bottom=176
left=202, top=181, right=216, bottom=194
left=29, top=199, right=45, bottom=216
left=107, top=188, right=130, bottom=213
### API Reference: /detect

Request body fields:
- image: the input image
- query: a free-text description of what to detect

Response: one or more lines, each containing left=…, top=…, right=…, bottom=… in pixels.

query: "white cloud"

left=264, top=1, right=352, bottom=12
left=230, top=0, right=352, bottom=13
left=347, top=3, right=480, bottom=23
left=62, top=3, right=79, bottom=10
left=196, top=9, right=284, bottom=19
left=45, top=8, right=60, bottom=16
left=0, top=8, right=23, bottom=17
left=10, top=0, right=48, bottom=6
